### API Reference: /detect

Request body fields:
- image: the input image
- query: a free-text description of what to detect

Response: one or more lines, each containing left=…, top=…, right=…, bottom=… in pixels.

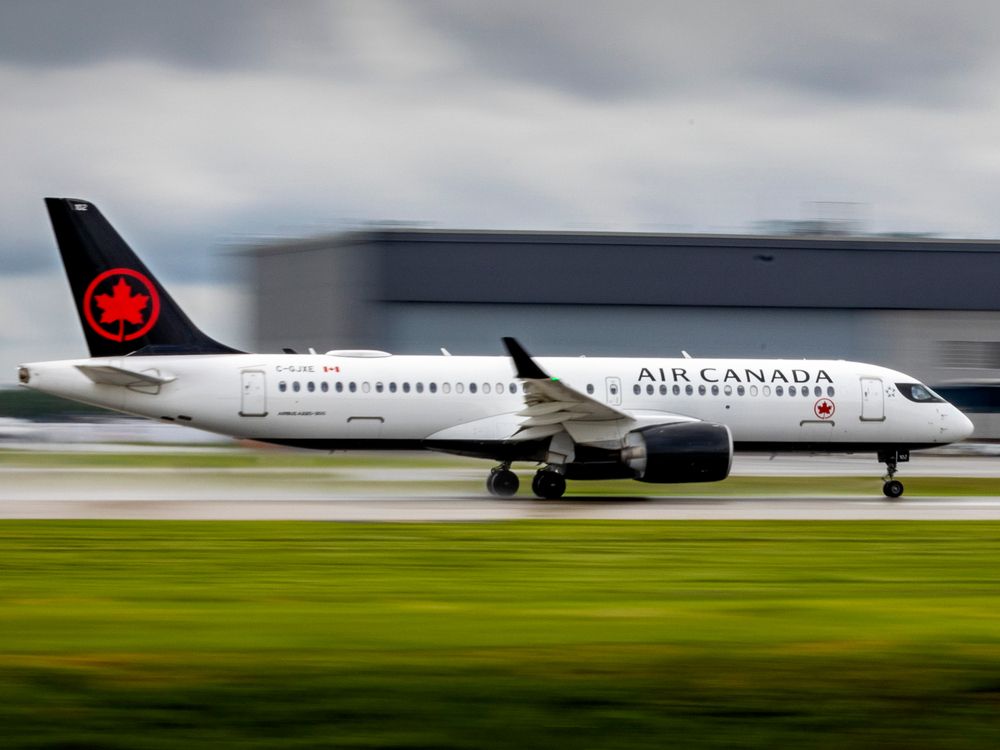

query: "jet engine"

left=621, top=422, right=733, bottom=483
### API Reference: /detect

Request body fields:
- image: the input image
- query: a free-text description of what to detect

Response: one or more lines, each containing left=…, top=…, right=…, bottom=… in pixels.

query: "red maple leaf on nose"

left=817, top=401, right=833, bottom=415
left=94, top=277, right=149, bottom=340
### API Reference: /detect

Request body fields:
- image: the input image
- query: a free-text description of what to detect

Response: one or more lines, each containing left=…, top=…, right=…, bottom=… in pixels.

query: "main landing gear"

left=531, top=469, right=567, bottom=500
left=485, top=464, right=568, bottom=499
left=879, top=449, right=909, bottom=499
left=486, top=463, right=519, bottom=497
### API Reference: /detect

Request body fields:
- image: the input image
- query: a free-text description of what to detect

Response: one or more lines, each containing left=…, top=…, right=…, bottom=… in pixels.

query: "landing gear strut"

left=878, top=449, right=909, bottom=499
left=486, top=463, right=519, bottom=497
left=531, top=468, right=567, bottom=500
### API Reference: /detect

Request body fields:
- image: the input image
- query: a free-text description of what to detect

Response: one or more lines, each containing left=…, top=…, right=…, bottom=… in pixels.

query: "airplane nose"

left=956, top=409, right=975, bottom=440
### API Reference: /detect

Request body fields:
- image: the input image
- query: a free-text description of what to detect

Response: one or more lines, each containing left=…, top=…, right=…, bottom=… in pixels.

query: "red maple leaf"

left=94, top=277, right=149, bottom=341
left=817, top=401, right=833, bottom=415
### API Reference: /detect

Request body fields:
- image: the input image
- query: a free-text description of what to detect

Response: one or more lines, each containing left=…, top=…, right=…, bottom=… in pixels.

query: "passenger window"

left=403, top=383, right=410, bottom=393
left=389, top=382, right=397, bottom=393
left=724, top=384, right=732, bottom=396
left=586, top=384, right=594, bottom=395
left=509, top=383, right=517, bottom=394
left=375, top=382, right=383, bottom=393
left=416, top=383, right=424, bottom=393
left=698, top=385, right=706, bottom=396
left=293, top=381, right=300, bottom=393
left=646, top=384, right=654, bottom=395
left=483, top=383, right=491, bottom=394
left=660, top=384, right=667, bottom=395
left=673, top=384, right=680, bottom=396
left=443, top=383, right=451, bottom=394
left=633, top=384, right=641, bottom=395
left=307, top=381, right=315, bottom=392
left=814, top=386, right=821, bottom=397
left=685, top=384, right=694, bottom=395
left=496, top=382, right=503, bottom=394
left=737, top=385, right=745, bottom=396
left=789, top=386, right=796, bottom=396
left=762, top=386, right=771, bottom=396
left=711, top=385, right=719, bottom=396
left=775, top=385, right=783, bottom=396
left=336, top=382, right=344, bottom=393
left=349, top=382, right=357, bottom=393
left=469, top=383, right=477, bottom=394
left=827, top=386, right=835, bottom=397
left=321, top=382, right=328, bottom=393
left=456, top=383, right=465, bottom=394
left=278, top=381, right=287, bottom=393
left=429, top=383, right=437, bottom=394
left=362, top=382, right=371, bottom=394
left=750, top=385, right=758, bottom=396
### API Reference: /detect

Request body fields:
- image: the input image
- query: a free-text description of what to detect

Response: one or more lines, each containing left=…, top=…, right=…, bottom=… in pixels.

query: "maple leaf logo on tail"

left=82, top=268, right=161, bottom=343
left=95, top=278, right=149, bottom=341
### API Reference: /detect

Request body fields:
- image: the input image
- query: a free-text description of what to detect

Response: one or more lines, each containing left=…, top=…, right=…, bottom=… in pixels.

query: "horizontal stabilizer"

left=76, top=364, right=176, bottom=386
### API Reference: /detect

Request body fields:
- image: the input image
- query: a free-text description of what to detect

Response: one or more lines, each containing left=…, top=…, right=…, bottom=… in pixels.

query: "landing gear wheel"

left=883, top=480, right=904, bottom=499
left=878, top=449, right=909, bottom=501
left=531, top=470, right=566, bottom=500
left=487, top=469, right=519, bottom=498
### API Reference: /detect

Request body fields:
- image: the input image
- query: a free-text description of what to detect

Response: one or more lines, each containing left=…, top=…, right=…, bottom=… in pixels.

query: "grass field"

left=2, top=521, right=1000, bottom=748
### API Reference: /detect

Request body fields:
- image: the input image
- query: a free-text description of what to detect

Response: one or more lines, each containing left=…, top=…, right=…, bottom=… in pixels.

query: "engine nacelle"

left=622, top=422, right=733, bottom=483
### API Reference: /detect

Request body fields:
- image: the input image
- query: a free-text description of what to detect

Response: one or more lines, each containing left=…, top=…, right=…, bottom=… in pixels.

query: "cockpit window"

left=896, top=383, right=945, bottom=403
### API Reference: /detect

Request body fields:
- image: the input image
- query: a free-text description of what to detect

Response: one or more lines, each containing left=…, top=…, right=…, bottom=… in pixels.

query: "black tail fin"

left=45, top=198, right=241, bottom=357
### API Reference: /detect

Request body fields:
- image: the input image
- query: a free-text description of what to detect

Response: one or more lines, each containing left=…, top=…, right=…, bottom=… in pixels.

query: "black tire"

left=883, top=479, right=904, bottom=499
left=491, top=469, right=519, bottom=498
left=532, top=471, right=566, bottom=500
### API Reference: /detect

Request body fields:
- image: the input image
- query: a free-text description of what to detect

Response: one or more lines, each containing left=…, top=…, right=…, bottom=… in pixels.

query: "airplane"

left=17, top=198, right=974, bottom=499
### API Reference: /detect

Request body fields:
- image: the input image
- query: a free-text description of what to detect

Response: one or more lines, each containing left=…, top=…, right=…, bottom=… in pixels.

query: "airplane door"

left=606, top=377, right=622, bottom=406
left=860, top=377, right=885, bottom=421
left=240, top=370, right=267, bottom=417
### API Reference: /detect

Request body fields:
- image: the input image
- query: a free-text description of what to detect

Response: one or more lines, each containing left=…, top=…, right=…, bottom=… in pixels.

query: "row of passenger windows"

left=631, top=383, right=836, bottom=398
left=278, top=379, right=835, bottom=399
left=279, top=380, right=527, bottom=395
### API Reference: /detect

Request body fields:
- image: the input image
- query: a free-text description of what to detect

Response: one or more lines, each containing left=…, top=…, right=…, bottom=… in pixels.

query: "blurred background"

left=6, top=1, right=1000, bottom=438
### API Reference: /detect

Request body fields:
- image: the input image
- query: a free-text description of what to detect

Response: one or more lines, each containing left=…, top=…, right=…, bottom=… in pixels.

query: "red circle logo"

left=83, top=268, right=161, bottom=342
left=814, top=398, right=835, bottom=419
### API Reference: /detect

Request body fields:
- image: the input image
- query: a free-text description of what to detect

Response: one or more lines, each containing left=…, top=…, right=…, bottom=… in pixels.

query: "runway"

left=3, top=452, right=1000, bottom=520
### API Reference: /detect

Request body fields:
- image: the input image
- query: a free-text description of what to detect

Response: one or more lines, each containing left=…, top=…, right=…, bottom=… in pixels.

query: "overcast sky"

left=4, top=0, right=1000, bottom=381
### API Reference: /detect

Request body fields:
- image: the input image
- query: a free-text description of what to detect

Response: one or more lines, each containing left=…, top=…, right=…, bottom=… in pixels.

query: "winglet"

left=502, top=337, right=549, bottom=379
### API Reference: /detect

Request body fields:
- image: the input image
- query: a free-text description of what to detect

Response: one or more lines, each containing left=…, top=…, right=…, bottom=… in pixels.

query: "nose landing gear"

left=878, top=449, right=909, bottom=499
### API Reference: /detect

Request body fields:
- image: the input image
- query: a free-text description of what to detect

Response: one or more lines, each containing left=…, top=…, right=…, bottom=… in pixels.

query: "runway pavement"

left=4, top=451, right=1000, bottom=520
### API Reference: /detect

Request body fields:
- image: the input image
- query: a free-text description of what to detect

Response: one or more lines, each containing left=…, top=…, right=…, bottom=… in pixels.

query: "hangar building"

left=248, top=229, right=1000, bottom=437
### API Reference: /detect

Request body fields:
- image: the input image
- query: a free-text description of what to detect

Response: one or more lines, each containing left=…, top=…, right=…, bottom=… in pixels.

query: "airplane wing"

left=503, top=337, right=629, bottom=441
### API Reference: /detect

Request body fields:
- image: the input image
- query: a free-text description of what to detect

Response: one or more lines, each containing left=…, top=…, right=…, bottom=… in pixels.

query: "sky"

left=4, top=0, right=1000, bottom=381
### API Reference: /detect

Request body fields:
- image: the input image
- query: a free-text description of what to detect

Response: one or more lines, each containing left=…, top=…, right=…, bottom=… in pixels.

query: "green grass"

left=3, top=522, right=1000, bottom=747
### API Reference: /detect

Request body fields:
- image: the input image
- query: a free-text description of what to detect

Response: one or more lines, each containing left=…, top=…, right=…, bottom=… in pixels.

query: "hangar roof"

left=250, top=228, right=1000, bottom=311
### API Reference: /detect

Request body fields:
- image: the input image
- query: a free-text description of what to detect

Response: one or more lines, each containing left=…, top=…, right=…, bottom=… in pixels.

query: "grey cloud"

left=0, top=0, right=331, bottom=70
left=415, top=1, right=1000, bottom=104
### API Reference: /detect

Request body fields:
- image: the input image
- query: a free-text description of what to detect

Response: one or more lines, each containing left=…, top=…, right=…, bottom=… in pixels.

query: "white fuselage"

left=20, top=352, right=973, bottom=454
